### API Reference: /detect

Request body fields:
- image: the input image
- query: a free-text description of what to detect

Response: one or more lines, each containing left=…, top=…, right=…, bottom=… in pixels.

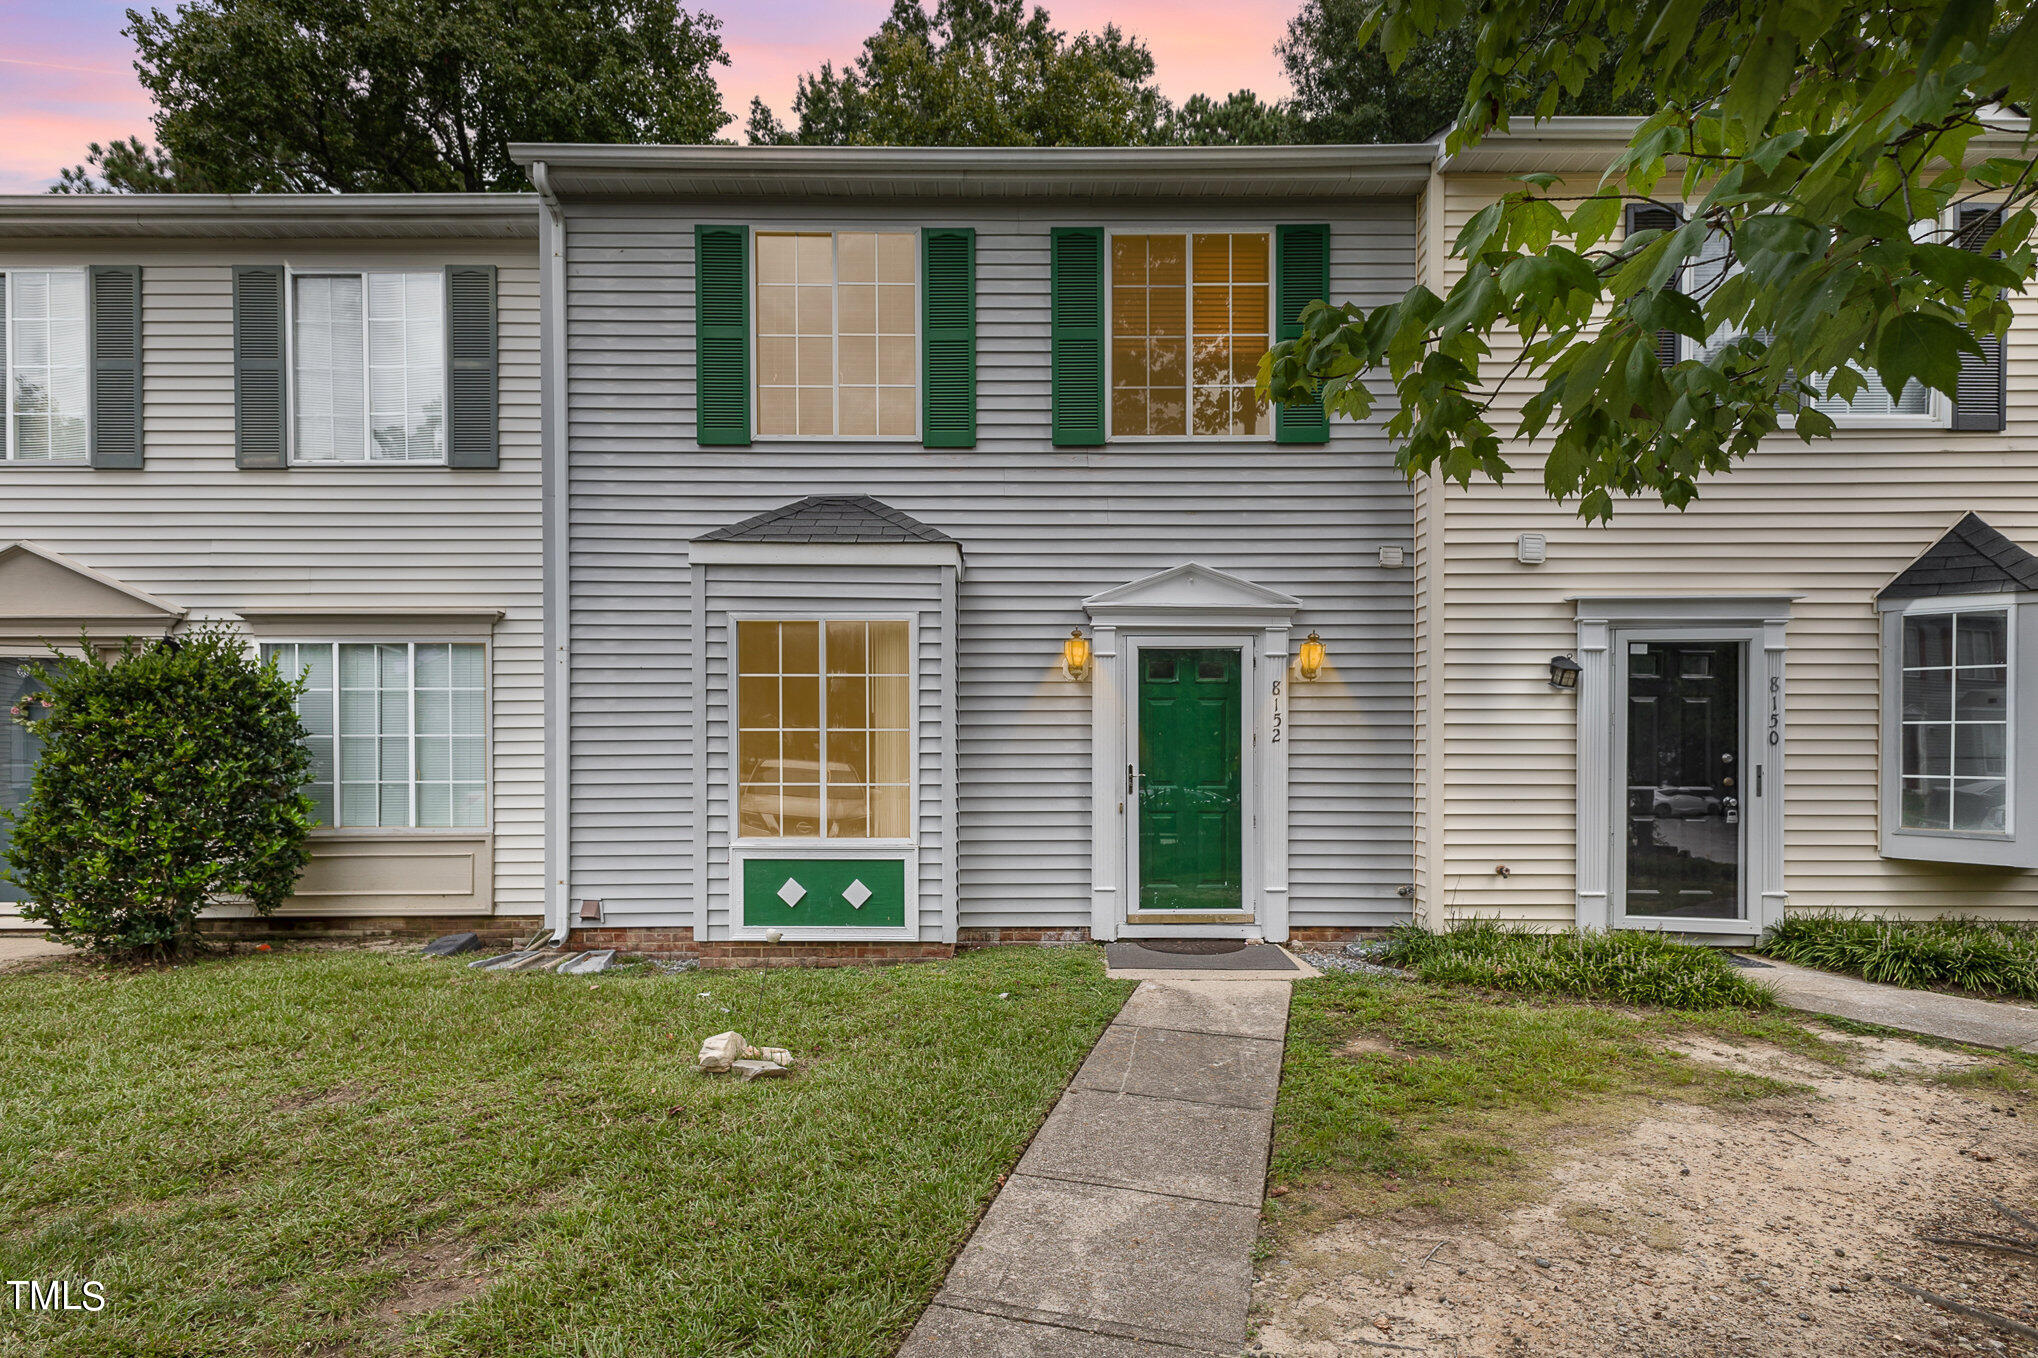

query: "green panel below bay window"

left=743, top=857, right=907, bottom=928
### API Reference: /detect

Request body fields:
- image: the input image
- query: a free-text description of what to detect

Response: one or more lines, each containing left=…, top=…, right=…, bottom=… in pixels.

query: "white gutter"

left=532, top=159, right=574, bottom=945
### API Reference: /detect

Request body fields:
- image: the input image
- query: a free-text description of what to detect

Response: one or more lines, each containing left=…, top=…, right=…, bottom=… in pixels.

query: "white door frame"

left=1120, top=633, right=1260, bottom=939
left=1572, top=595, right=1796, bottom=939
left=1084, top=564, right=1300, bottom=942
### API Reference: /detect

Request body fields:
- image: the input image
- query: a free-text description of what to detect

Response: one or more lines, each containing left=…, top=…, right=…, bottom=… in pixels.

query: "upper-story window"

left=291, top=271, right=447, bottom=463
left=1110, top=232, right=1271, bottom=438
left=1684, top=227, right=1937, bottom=424
left=756, top=232, right=918, bottom=439
left=1, top=269, right=90, bottom=462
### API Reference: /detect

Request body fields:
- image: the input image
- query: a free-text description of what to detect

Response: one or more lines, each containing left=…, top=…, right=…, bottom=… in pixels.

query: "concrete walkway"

left=899, top=979, right=1291, bottom=1356
left=0, top=934, right=66, bottom=972
left=1750, top=955, right=2038, bottom=1053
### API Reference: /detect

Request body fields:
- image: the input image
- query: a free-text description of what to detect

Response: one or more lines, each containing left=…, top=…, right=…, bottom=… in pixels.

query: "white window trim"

left=1675, top=211, right=1954, bottom=430
left=748, top=229, right=923, bottom=444
left=263, top=637, right=492, bottom=835
left=0, top=267, right=93, bottom=465
left=1878, top=591, right=2034, bottom=866
left=284, top=266, right=451, bottom=468
left=1104, top=226, right=1277, bottom=444
left=726, top=610, right=918, bottom=850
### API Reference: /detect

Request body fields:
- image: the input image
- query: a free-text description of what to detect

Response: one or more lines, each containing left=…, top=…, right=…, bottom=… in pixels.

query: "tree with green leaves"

left=1261, top=1, right=2038, bottom=521
left=745, top=0, right=1171, bottom=147
left=6, top=629, right=315, bottom=960
left=53, top=0, right=732, bottom=194
left=1278, top=0, right=1648, bottom=144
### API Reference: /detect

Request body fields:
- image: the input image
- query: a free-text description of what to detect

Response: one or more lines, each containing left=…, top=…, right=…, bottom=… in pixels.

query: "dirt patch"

left=368, top=1231, right=494, bottom=1328
left=1253, top=1035, right=2038, bottom=1357
left=273, top=1082, right=375, bottom=1112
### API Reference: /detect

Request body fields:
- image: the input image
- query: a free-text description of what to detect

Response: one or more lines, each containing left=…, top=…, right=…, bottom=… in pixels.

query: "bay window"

left=291, top=271, right=447, bottom=463
left=1, top=270, right=90, bottom=462
left=264, top=642, right=486, bottom=829
left=755, top=232, right=918, bottom=438
left=1898, top=607, right=2009, bottom=833
left=1110, top=231, right=1271, bottom=437
left=736, top=619, right=911, bottom=839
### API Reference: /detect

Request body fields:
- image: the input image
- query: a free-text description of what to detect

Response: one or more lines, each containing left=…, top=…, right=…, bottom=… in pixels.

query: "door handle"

left=1126, top=764, right=1137, bottom=795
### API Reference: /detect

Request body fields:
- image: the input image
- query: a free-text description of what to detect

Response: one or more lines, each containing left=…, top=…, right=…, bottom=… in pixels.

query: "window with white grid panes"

left=1110, top=232, right=1271, bottom=437
left=292, top=271, right=447, bottom=462
left=2, top=270, right=90, bottom=461
left=264, top=642, right=485, bottom=828
left=756, top=232, right=917, bottom=438
left=736, top=620, right=911, bottom=839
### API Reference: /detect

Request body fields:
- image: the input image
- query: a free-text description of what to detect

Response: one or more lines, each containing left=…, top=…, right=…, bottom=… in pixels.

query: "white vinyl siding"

left=3, top=269, right=89, bottom=462
left=292, top=271, right=447, bottom=463
left=0, top=246, right=542, bottom=922
left=267, top=641, right=487, bottom=830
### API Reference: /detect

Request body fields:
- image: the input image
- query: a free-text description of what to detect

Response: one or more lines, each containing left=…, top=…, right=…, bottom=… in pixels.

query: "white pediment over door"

left=1082, top=562, right=1302, bottom=627
left=0, top=542, right=185, bottom=650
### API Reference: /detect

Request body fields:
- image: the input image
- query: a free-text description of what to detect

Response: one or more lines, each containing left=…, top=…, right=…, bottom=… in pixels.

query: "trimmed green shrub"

left=3, top=627, right=315, bottom=958
left=1381, top=919, right=1774, bottom=1010
left=1760, top=914, right=2038, bottom=1000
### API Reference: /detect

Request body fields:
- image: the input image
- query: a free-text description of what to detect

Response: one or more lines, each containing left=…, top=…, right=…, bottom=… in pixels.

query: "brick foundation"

left=198, top=915, right=537, bottom=947
left=566, top=925, right=954, bottom=968
left=1287, top=926, right=1393, bottom=946
left=955, top=926, right=1093, bottom=947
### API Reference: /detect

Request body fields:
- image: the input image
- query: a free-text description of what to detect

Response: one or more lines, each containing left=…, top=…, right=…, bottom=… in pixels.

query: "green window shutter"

left=1274, top=224, right=1330, bottom=445
left=233, top=265, right=287, bottom=469
left=89, top=265, right=144, bottom=469
left=445, top=264, right=499, bottom=468
left=695, top=225, right=751, bottom=446
left=922, top=227, right=976, bottom=448
left=1050, top=227, right=1105, bottom=446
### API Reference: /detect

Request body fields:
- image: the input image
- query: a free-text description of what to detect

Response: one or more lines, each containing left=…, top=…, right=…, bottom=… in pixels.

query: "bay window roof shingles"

left=1878, top=512, right=2038, bottom=601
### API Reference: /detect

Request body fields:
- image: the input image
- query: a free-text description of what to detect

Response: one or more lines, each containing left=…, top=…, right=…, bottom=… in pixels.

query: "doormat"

left=1723, top=953, right=1774, bottom=969
left=1105, top=941, right=1299, bottom=972
left=1138, top=939, right=1249, bottom=955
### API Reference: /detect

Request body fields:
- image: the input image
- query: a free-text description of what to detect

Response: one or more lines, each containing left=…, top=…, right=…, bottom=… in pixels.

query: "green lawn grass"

left=1268, top=973, right=1827, bottom=1229
left=0, top=946, right=1130, bottom=1357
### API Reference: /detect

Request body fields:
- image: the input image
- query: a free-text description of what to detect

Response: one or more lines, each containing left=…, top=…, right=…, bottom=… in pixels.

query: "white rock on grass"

left=756, top=1046, right=793, bottom=1067
left=731, top=1059, right=788, bottom=1081
left=697, top=1030, right=747, bottom=1072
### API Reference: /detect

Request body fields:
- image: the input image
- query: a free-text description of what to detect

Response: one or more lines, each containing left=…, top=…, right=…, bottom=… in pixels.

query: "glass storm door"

left=1623, top=641, right=1744, bottom=921
left=1136, top=647, right=1244, bottom=912
left=1, top=659, right=47, bottom=906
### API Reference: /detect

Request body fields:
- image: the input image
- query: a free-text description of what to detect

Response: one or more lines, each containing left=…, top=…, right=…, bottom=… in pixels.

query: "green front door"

left=1137, top=647, right=1243, bottom=912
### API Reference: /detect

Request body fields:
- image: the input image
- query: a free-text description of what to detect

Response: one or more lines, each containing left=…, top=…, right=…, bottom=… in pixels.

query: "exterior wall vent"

left=1516, top=533, right=1548, bottom=566
left=1378, top=545, right=1405, bottom=568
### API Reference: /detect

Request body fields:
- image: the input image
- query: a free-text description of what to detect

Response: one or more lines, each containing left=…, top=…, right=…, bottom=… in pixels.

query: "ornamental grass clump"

left=1760, top=914, right=2038, bottom=1000
left=4, top=627, right=315, bottom=959
left=1382, top=919, right=1773, bottom=1010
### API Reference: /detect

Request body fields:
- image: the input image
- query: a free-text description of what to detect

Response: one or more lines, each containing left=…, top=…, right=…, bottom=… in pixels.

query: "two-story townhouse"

left=513, top=145, right=1429, bottom=961
left=0, top=195, right=544, bottom=937
left=1409, top=118, right=2038, bottom=944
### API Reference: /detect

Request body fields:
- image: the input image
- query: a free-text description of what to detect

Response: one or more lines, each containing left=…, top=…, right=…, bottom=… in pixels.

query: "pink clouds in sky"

left=0, top=0, right=1301, bottom=192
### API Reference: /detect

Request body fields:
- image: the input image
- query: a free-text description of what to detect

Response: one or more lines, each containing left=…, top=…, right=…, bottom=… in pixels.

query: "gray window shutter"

left=233, top=266, right=287, bottom=468
left=445, top=265, right=499, bottom=468
left=89, top=265, right=143, bottom=469
left=1952, top=206, right=2007, bottom=433
left=1624, top=203, right=1684, bottom=365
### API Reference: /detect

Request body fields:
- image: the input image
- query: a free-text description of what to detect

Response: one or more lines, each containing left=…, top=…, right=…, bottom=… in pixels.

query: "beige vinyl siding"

left=1418, top=174, right=2038, bottom=923
left=0, top=240, right=543, bottom=919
